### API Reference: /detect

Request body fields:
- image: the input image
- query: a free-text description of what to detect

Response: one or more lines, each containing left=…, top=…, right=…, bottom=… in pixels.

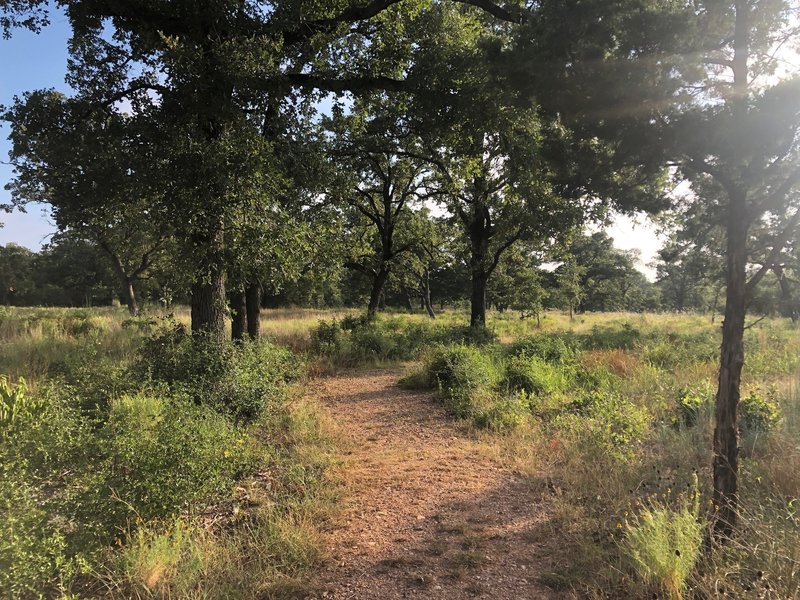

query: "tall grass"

left=0, top=306, right=339, bottom=599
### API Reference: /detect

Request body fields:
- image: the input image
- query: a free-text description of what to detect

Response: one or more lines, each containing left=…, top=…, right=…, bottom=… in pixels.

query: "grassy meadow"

left=2, top=305, right=800, bottom=598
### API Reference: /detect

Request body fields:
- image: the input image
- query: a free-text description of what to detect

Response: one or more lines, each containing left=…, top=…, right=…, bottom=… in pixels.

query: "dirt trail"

left=309, top=369, right=561, bottom=600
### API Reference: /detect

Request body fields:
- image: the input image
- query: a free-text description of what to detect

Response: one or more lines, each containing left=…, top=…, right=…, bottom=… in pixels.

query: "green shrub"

left=510, top=334, right=578, bottom=363
left=350, top=327, right=400, bottom=361
left=426, top=344, right=499, bottom=417
left=473, top=393, right=530, bottom=432
left=641, top=332, right=718, bottom=369
left=675, top=388, right=710, bottom=428
left=504, top=355, right=567, bottom=395
left=0, top=386, right=256, bottom=597
left=584, top=323, right=641, bottom=350
left=138, top=322, right=300, bottom=421
left=340, top=314, right=371, bottom=331
left=106, top=393, right=256, bottom=521
left=561, top=391, right=650, bottom=458
left=624, top=478, right=704, bottom=600
left=0, top=386, right=102, bottom=595
left=311, top=319, right=345, bottom=355
left=740, top=387, right=781, bottom=432
left=457, top=325, right=499, bottom=346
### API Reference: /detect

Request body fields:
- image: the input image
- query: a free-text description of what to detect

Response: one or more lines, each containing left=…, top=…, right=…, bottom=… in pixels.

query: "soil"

left=308, top=368, right=563, bottom=600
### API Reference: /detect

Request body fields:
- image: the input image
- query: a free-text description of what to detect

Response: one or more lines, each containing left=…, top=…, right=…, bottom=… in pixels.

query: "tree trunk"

left=711, top=287, right=721, bottom=324
left=771, top=265, right=796, bottom=321
left=404, top=289, right=414, bottom=313
left=713, top=190, right=748, bottom=538
left=470, top=272, right=488, bottom=327
left=245, top=283, right=261, bottom=340
left=468, top=201, right=491, bottom=328
left=123, top=278, right=138, bottom=316
left=191, top=225, right=227, bottom=342
left=102, top=246, right=139, bottom=316
left=230, top=287, right=247, bottom=341
left=367, top=267, right=390, bottom=321
left=422, top=269, right=436, bottom=319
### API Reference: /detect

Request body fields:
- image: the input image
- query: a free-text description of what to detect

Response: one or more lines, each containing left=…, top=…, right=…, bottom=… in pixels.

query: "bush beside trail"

left=0, top=312, right=333, bottom=599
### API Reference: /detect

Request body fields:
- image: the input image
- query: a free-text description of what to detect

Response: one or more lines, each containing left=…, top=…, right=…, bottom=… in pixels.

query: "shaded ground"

left=309, top=369, right=562, bottom=600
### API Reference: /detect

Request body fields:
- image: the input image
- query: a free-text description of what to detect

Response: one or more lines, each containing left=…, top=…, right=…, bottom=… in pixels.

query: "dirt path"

left=309, top=368, right=561, bottom=600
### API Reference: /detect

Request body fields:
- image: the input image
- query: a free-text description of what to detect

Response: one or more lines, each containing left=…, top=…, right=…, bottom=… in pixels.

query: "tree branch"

left=747, top=207, right=800, bottom=293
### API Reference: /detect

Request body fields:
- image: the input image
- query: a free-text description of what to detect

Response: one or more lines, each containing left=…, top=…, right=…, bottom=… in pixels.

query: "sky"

left=0, top=7, right=664, bottom=278
left=0, top=8, right=72, bottom=250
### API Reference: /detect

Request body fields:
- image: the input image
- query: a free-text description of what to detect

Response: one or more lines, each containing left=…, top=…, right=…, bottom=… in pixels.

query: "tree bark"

left=230, top=287, right=247, bottom=341
left=245, top=282, right=261, bottom=340
left=367, top=267, right=390, bottom=321
left=191, top=224, right=227, bottom=342
left=123, top=278, right=138, bottom=316
left=468, top=201, right=491, bottom=328
left=471, top=272, right=488, bottom=327
left=713, top=189, right=748, bottom=538
left=422, top=268, right=436, bottom=319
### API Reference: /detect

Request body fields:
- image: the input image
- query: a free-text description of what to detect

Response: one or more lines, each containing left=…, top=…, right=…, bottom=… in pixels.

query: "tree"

left=518, top=0, right=800, bottom=534
left=555, top=256, right=586, bottom=321
left=2, top=0, right=530, bottom=340
left=488, top=243, right=548, bottom=324
left=328, top=97, right=431, bottom=320
left=0, top=243, right=36, bottom=305
left=566, top=231, right=655, bottom=312
left=34, top=231, right=119, bottom=307
left=660, top=1, right=800, bottom=535
left=4, top=91, right=173, bottom=315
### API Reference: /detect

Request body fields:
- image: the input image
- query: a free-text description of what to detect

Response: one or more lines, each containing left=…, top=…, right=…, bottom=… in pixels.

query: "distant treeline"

left=3, top=230, right=796, bottom=318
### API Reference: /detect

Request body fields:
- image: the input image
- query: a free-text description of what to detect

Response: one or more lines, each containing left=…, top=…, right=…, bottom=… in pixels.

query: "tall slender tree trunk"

left=245, top=282, right=261, bottom=340
left=771, top=265, right=796, bottom=321
left=367, top=267, right=390, bottom=321
left=422, top=269, right=436, bottom=319
left=230, top=287, right=247, bottom=341
left=713, top=192, right=748, bottom=537
left=712, top=0, right=750, bottom=538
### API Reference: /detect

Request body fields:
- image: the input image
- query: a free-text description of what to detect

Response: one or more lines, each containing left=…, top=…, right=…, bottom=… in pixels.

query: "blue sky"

left=0, top=7, right=71, bottom=250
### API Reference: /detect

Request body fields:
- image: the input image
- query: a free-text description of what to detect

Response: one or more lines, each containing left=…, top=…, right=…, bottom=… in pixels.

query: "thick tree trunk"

left=245, top=283, right=261, bottom=340
left=713, top=191, right=748, bottom=538
left=367, top=267, right=390, bottom=321
left=470, top=272, right=488, bottom=327
left=230, top=288, right=247, bottom=341
left=191, top=225, right=227, bottom=342
left=468, top=202, right=491, bottom=328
